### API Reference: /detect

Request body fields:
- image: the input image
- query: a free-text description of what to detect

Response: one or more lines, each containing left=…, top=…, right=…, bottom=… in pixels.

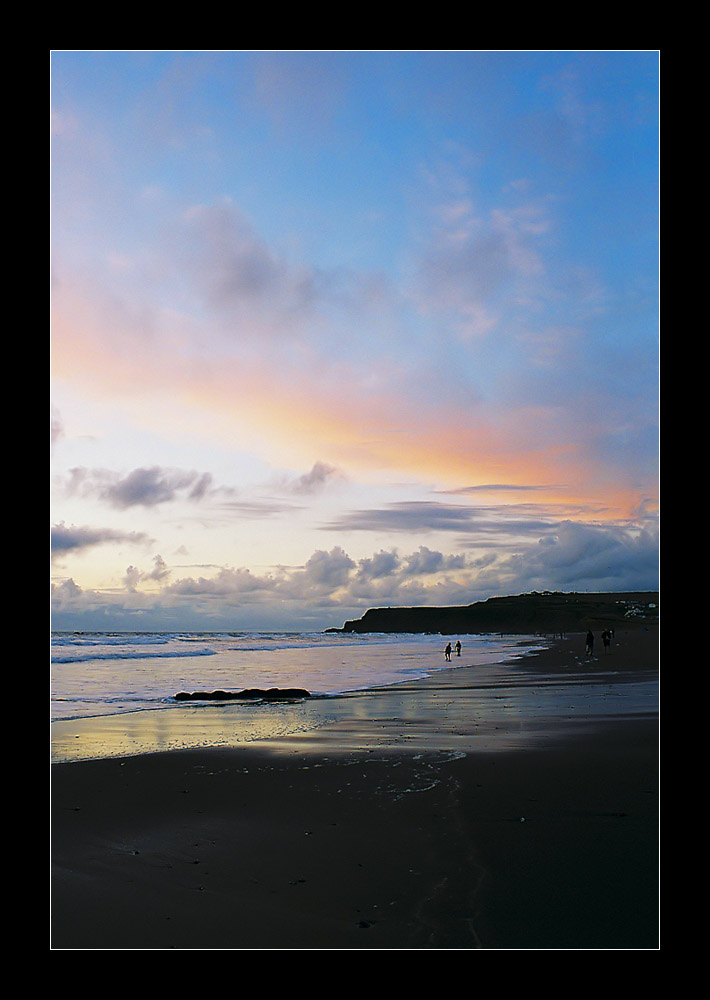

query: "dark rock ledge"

left=174, top=687, right=311, bottom=702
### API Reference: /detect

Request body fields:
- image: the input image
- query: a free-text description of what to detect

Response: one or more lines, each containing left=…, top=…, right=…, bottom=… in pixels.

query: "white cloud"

left=51, top=522, right=151, bottom=559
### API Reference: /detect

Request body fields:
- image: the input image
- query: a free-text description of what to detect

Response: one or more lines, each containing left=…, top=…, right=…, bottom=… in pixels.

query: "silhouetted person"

left=585, top=630, right=594, bottom=656
left=602, top=630, right=611, bottom=654
left=445, top=642, right=452, bottom=661
left=455, top=640, right=462, bottom=657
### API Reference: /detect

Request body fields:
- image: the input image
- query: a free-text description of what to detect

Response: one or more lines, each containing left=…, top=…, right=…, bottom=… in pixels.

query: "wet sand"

left=51, top=631, right=659, bottom=949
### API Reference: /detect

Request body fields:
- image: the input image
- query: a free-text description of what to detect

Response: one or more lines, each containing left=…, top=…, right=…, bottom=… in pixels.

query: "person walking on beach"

left=585, top=630, right=594, bottom=656
left=455, top=640, right=462, bottom=657
left=445, top=642, right=452, bottom=661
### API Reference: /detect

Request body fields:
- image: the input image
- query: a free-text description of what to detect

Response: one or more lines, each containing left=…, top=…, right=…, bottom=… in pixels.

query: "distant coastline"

left=327, top=590, right=659, bottom=635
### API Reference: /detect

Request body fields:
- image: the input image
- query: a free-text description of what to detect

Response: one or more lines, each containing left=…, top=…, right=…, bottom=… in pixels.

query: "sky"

left=50, top=50, right=660, bottom=632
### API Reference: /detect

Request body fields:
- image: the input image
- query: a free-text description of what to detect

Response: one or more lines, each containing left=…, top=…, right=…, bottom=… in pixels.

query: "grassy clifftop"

left=330, top=591, right=659, bottom=635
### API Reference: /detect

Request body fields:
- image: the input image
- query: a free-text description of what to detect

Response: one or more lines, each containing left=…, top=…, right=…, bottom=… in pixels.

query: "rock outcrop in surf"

left=174, top=687, right=311, bottom=702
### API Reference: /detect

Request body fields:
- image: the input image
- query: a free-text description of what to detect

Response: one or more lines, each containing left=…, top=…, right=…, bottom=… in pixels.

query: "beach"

left=51, top=630, right=659, bottom=950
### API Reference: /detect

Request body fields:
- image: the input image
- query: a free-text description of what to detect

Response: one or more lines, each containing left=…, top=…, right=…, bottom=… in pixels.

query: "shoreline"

left=51, top=631, right=659, bottom=949
left=51, top=633, right=549, bottom=764
left=51, top=631, right=655, bottom=765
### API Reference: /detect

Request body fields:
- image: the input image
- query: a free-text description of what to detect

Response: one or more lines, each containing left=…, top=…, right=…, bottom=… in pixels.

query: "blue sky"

left=51, top=50, right=659, bottom=631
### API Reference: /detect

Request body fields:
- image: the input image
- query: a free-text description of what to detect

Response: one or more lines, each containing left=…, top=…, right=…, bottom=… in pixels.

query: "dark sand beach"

left=51, top=630, right=659, bottom=950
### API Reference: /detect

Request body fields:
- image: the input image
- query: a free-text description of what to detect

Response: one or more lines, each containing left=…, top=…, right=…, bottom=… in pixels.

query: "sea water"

left=50, top=631, right=659, bottom=763
left=50, top=630, right=541, bottom=723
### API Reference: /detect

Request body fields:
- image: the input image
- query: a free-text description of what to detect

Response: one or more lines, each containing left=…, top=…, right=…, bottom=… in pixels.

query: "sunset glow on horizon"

left=51, top=51, right=659, bottom=631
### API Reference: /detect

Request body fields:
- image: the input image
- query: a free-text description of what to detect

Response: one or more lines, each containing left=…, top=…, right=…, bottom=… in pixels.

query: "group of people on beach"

left=444, top=631, right=617, bottom=661
left=585, top=628, right=615, bottom=656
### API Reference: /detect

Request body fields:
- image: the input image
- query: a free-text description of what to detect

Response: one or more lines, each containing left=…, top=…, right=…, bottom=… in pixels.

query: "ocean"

left=51, top=630, right=541, bottom=722
left=50, top=630, right=658, bottom=764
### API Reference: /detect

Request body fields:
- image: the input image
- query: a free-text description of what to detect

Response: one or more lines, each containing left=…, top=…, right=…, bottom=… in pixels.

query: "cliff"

left=328, top=591, right=659, bottom=635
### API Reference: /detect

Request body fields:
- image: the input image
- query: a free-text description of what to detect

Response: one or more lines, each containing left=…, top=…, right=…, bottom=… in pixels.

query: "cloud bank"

left=52, top=518, right=658, bottom=632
